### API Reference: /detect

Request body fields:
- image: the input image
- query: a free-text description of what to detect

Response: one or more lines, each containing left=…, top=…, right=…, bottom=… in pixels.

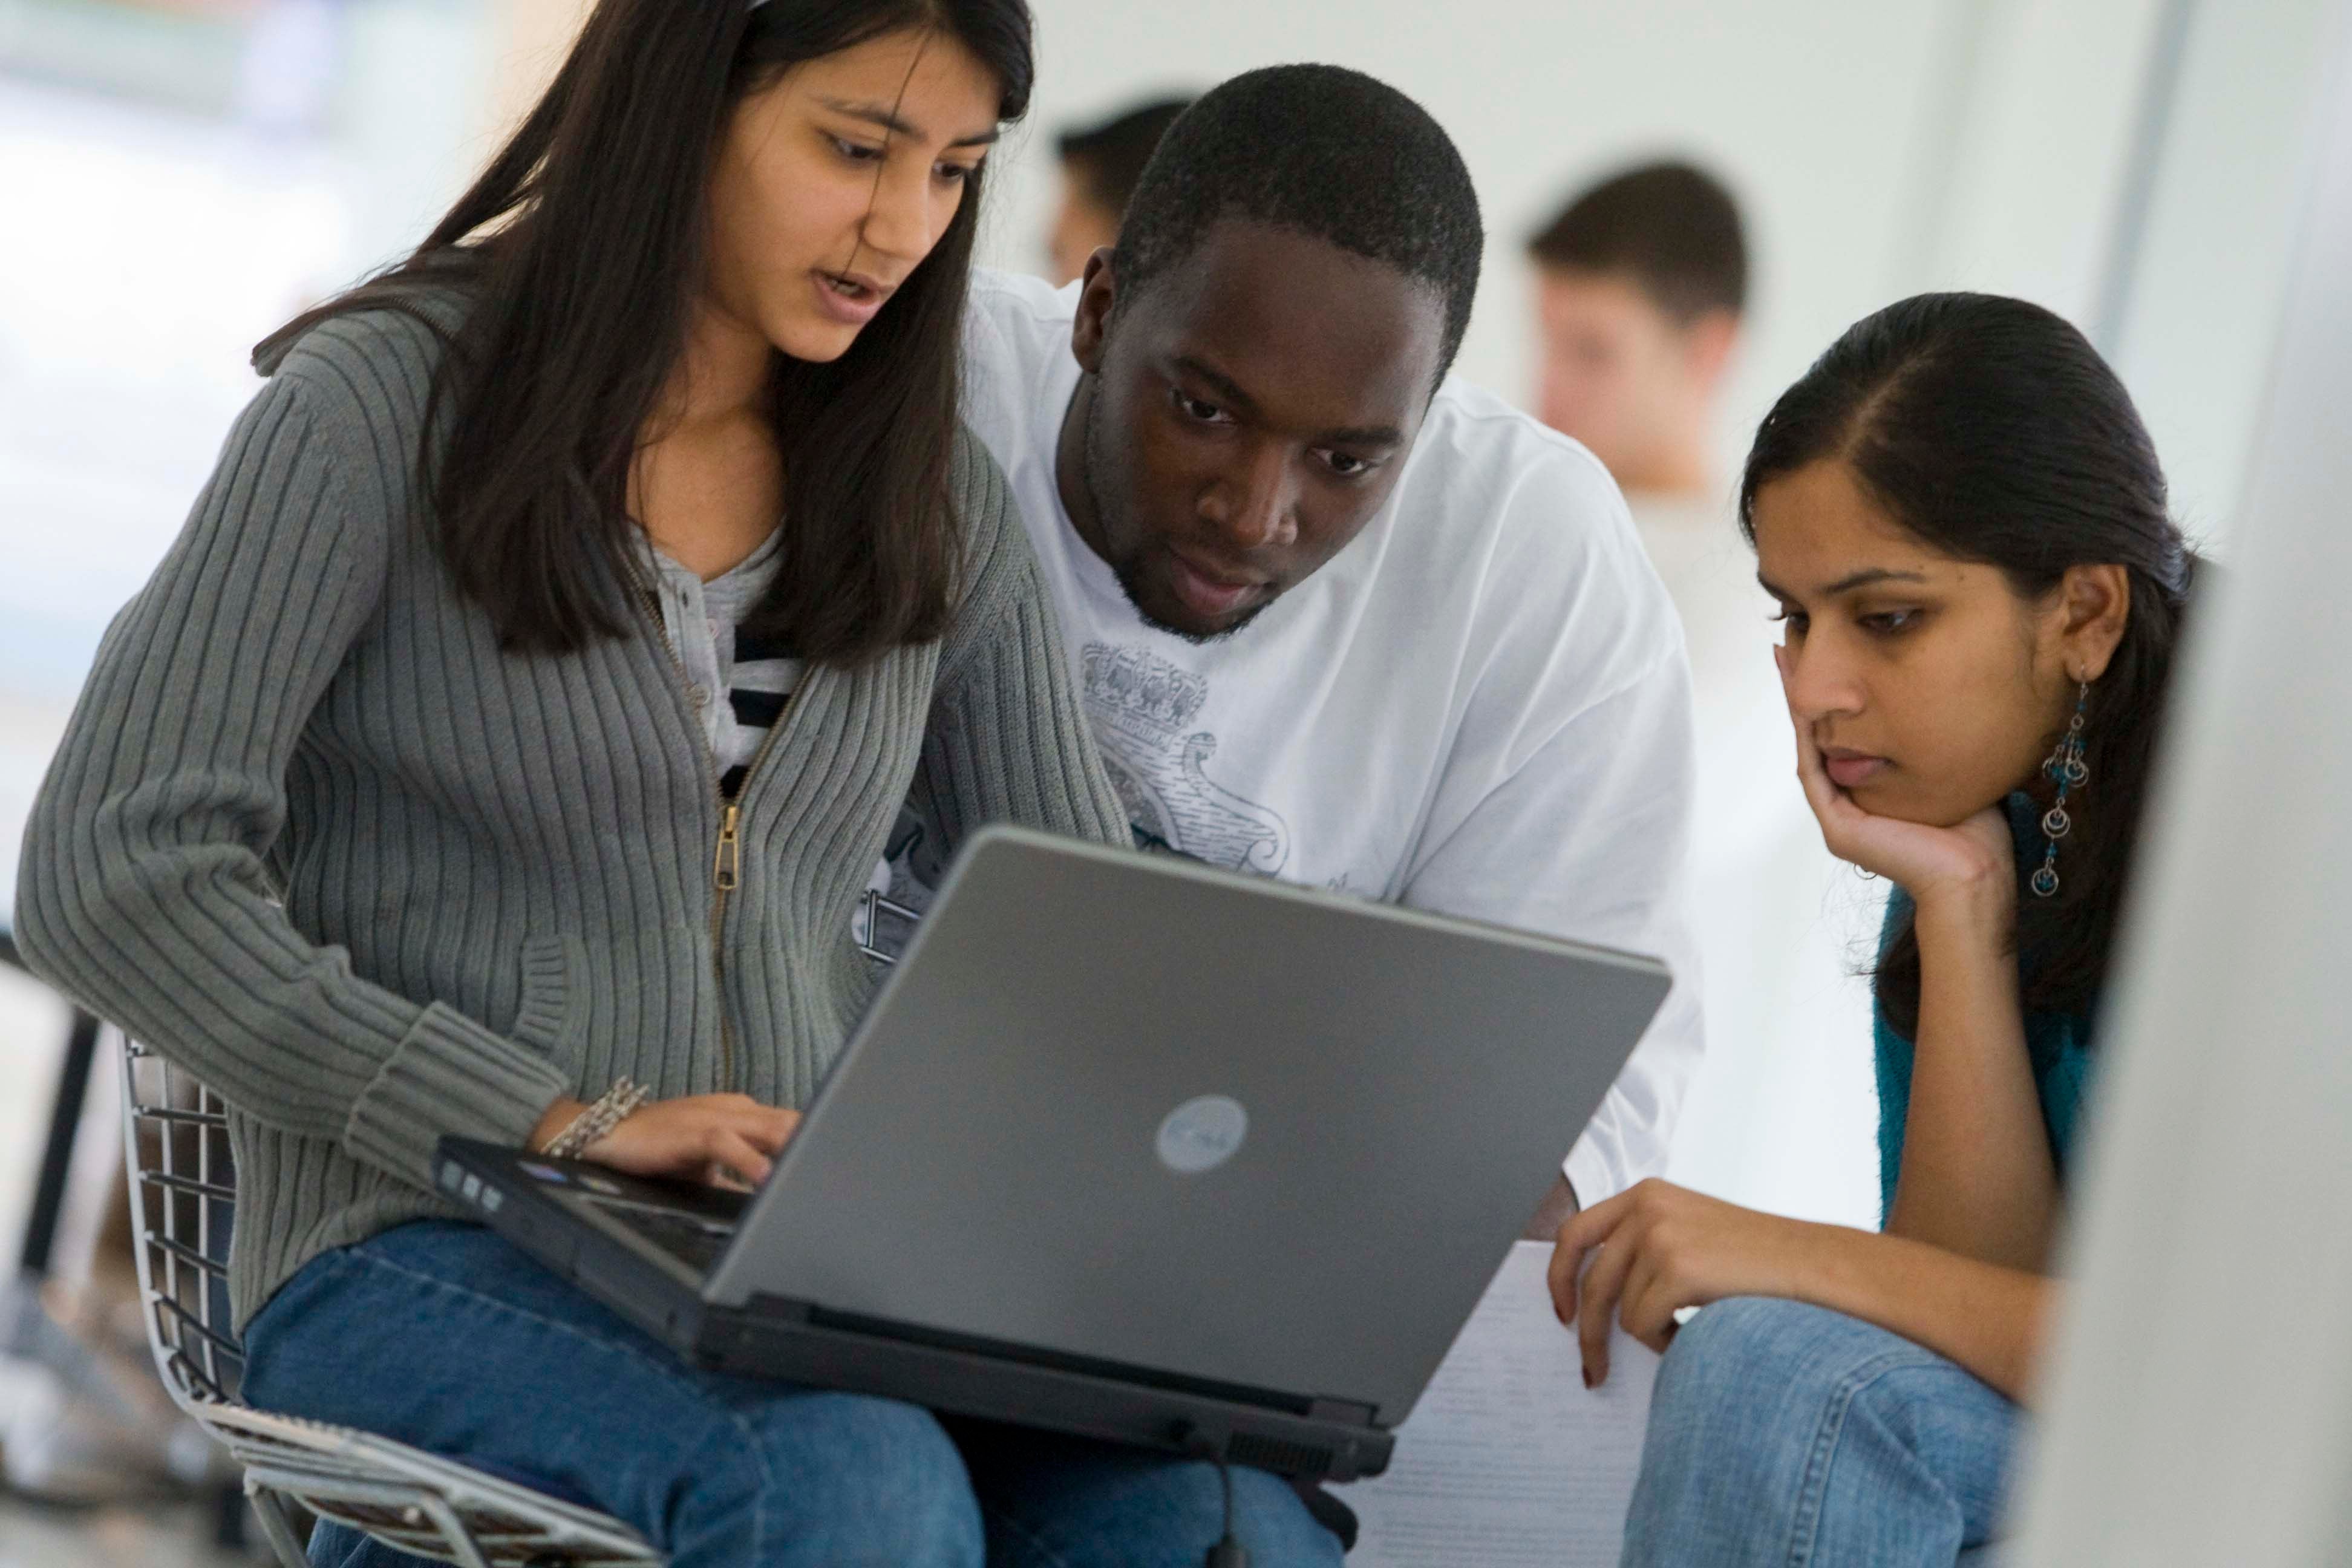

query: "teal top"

left=1873, top=794, right=2100, bottom=1225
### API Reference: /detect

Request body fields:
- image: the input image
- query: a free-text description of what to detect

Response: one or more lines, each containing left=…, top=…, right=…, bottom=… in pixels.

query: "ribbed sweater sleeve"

left=913, top=433, right=1129, bottom=854
left=13, top=363, right=568, bottom=1187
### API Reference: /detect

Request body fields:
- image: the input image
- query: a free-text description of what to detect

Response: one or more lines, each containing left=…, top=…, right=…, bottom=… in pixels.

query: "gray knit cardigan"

left=14, top=302, right=1128, bottom=1326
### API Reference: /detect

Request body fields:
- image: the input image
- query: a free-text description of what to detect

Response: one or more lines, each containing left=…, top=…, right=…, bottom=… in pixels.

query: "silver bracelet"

left=544, top=1078, right=649, bottom=1160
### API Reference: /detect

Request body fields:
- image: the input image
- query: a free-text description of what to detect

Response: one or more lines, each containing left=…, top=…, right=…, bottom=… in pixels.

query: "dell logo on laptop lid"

left=1156, top=1095, right=1250, bottom=1175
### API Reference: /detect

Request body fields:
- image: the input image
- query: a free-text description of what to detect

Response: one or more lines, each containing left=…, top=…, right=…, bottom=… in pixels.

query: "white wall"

left=2014, top=10, right=2352, bottom=1557
left=2109, top=0, right=2349, bottom=546
left=1912, top=0, right=2164, bottom=315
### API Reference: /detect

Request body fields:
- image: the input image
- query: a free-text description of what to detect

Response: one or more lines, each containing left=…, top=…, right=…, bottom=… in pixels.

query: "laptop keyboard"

left=598, top=1201, right=737, bottom=1275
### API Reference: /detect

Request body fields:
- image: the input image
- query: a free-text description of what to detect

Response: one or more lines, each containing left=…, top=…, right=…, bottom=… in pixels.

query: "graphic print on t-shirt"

left=1082, top=644, right=1290, bottom=875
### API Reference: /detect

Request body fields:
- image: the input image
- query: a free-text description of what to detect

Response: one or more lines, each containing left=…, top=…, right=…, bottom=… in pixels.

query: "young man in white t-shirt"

left=894, top=67, right=1702, bottom=1235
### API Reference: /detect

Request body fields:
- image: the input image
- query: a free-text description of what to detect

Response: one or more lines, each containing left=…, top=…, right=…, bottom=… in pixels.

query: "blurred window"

left=0, top=0, right=358, bottom=917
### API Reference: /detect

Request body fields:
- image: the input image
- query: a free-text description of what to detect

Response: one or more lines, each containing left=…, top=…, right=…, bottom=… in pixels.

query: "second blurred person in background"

left=1044, top=93, right=1192, bottom=285
left=1529, top=160, right=1746, bottom=504
left=1530, top=160, right=1870, bottom=1220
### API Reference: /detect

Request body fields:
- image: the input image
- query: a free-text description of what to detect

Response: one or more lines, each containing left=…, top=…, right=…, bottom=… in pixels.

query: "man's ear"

left=1681, top=308, right=1741, bottom=396
left=1071, top=249, right=1120, bottom=376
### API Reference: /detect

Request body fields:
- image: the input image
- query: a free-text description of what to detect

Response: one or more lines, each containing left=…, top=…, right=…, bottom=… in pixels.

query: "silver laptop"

left=441, top=825, right=1670, bottom=1482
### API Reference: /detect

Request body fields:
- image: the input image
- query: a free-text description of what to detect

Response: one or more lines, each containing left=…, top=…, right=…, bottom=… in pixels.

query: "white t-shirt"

left=907, top=270, right=1705, bottom=1204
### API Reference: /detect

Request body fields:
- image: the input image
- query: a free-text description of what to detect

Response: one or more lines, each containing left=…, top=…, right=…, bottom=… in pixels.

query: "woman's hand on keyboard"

left=534, top=1094, right=802, bottom=1188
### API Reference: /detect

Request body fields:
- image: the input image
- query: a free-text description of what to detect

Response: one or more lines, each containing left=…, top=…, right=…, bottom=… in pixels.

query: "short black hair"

left=1056, top=96, right=1194, bottom=220
left=1114, top=65, right=1485, bottom=381
left=1529, top=160, right=1748, bottom=322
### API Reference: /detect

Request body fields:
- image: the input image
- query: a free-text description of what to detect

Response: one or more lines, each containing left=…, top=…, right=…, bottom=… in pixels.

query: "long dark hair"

left=256, top=0, right=1035, bottom=662
left=1739, top=293, right=2197, bottom=1037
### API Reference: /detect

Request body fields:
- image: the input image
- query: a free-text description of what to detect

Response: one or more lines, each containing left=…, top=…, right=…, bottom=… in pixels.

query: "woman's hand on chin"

left=532, top=1093, right=802, bottom=1189
left=1544, top=1178, right=1820, bottom=1388
left=1776, top=645, right=2014, bottom=935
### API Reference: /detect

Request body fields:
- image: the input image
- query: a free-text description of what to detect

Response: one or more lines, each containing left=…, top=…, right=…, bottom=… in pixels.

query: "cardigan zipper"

left=627, top=563, right=794, bottom=1096
left=705, top=717, right=792, bottom=1091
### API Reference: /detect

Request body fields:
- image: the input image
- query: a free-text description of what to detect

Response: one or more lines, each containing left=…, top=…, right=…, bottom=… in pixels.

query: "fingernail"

left=1581, top=1366, right=1593, bottom=1390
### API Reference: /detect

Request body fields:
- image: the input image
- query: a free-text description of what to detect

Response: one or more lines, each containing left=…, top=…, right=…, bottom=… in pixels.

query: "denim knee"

left=1626, top=1295, right=2019, bottom=1568
left=1641, top=1298, right=1916, bottom=1492
left=1662, top=1295, right=1991, bottom=1448
left=683, top=1391, right=982, bottom=1568
left=1658, top=1297, right=1894, bottom=1410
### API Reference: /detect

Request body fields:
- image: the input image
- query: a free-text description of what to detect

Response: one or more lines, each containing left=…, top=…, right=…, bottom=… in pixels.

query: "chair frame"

left=118, top=1032, right=665, bottom=1568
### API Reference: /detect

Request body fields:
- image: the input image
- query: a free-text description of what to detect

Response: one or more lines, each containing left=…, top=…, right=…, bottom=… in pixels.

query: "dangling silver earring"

left=2031, top=680, right=2091, bottom=898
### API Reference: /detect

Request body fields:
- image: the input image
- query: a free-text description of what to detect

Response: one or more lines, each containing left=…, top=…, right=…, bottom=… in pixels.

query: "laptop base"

left=438, top=1141, right=1393, bottom=1483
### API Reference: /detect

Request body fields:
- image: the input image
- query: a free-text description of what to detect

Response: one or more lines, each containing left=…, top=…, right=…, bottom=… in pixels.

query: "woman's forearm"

left=1794, top=1221, right=2054, bottom=1403
left=1889, top=897, right=2061, bottom=1268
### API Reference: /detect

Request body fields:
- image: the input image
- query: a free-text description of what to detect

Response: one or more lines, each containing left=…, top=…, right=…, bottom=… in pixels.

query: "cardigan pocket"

left=511, top=935, right=589, bottom=1073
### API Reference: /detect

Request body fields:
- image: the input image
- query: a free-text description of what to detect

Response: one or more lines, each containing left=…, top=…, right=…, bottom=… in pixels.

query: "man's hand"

left=529, top=1093, right=802, bottom=1187
left=1523, top=1173, right=1581, bottom=1240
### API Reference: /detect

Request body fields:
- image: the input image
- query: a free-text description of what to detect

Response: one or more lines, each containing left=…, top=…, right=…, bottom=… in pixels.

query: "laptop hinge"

left=746, top=1295, right=815, bottom=1324
left=1307, top=1397, right=1379, bottom=1427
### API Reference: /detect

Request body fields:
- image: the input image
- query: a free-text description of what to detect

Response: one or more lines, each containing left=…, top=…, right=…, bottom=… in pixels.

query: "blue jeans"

left=241, top=1221, right=1341, bottom=1568
left=1619, top=1297, right=2019, bottom=1568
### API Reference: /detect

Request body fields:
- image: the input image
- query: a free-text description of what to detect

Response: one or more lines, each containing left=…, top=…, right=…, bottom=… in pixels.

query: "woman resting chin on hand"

left=1559, top=293, right=2198, bottom=1568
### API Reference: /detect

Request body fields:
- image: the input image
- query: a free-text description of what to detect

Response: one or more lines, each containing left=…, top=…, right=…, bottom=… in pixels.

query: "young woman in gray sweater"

left=14, top=2, right=1342, bottom=1564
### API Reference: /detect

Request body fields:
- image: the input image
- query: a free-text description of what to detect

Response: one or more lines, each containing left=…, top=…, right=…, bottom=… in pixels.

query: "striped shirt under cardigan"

left=13, top=299, right=1129, bottom=1327
left=638, top=526, right=801, bottom=798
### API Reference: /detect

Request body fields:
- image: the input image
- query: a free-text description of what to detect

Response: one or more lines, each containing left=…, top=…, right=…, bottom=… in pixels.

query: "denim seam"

left=323, top=1241, right=779, bottom=1556
left=1782, top=1345, right=1945, bottom=1566
left=741, top=1400, right=776, bottom=1566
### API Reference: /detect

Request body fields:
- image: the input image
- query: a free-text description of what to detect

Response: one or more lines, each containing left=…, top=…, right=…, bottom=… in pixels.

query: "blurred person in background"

left=1532, top=160, right=1867, bottom=1223
left=1550, top=293, right=2199, bottom=1568
left=11, top=0, right=1337, bottom=1563
left=1526, top=159, right=1759, bottom=708
left=1043, top=93, right=1191, bottom=285
left=1528, top=158, right=1746, bottom=505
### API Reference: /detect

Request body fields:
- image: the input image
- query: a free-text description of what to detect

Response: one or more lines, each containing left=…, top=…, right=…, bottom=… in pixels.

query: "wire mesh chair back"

left=120, top=1034, right=244, bottom=1410
left=117, top=1034, right=665, bottom=1567
left=855, top=888, right=920, bottom=965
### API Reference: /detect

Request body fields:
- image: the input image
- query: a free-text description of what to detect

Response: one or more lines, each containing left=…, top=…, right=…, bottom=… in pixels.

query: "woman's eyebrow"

left=1820, top=567, right=1930, bottom=595
left=1759, top=567, right=1931, bottom=600
left=818, top=98, right=1003, bottom=148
